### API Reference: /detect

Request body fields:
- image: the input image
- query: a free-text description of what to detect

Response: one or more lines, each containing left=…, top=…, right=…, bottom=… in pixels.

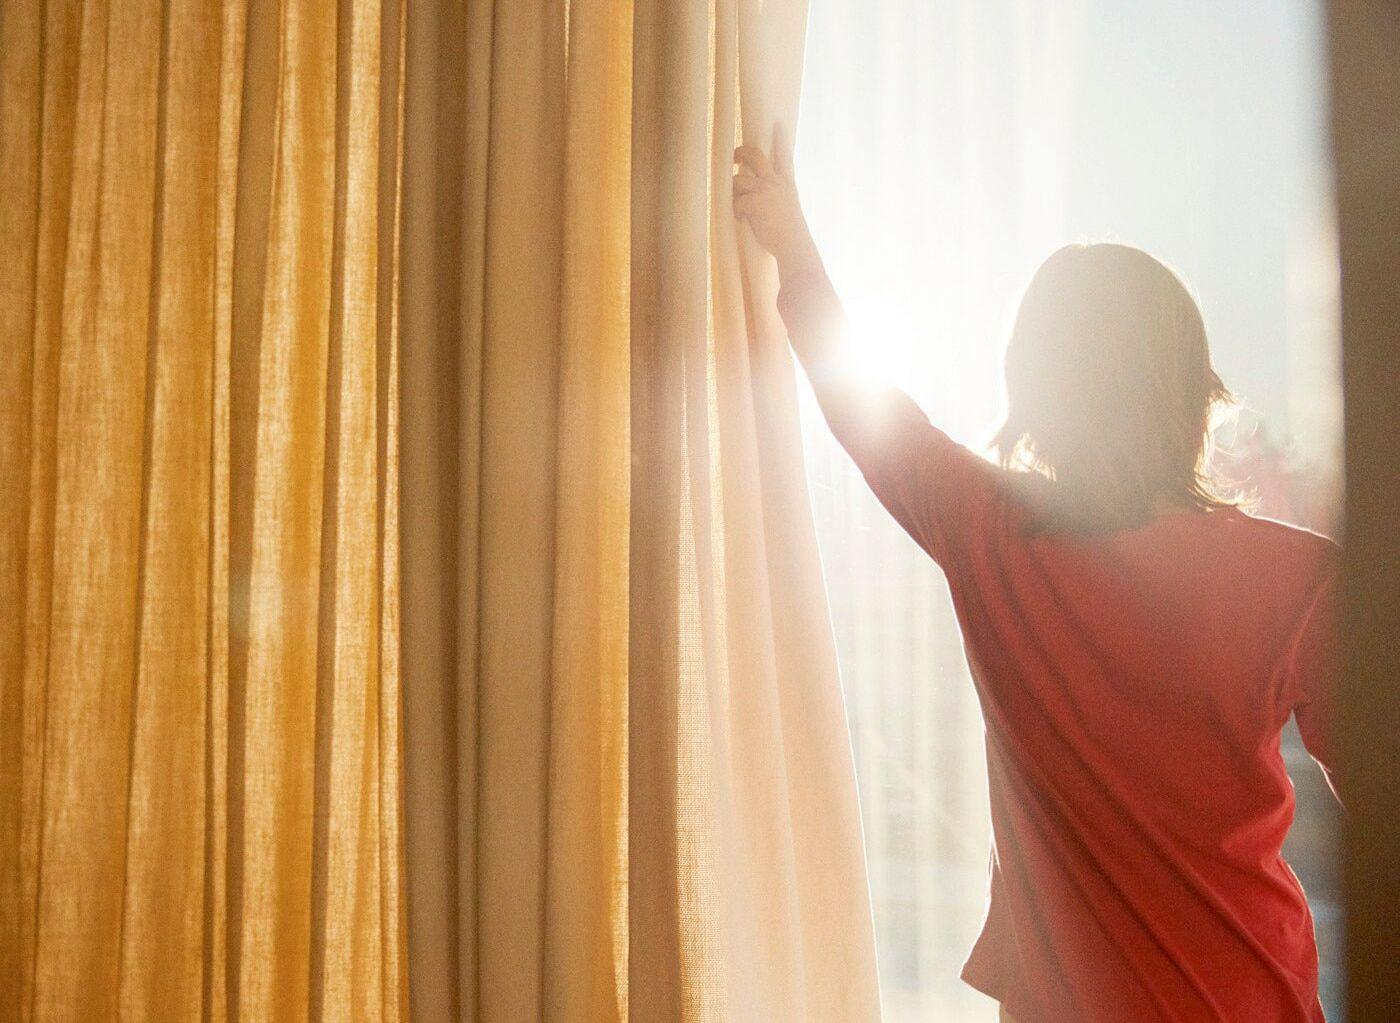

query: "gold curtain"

left=399, top=0, right=630, bottom=1020
left=400, top=0, right=880, bottom=1019
left=0, top=1, right=408, bottom=1019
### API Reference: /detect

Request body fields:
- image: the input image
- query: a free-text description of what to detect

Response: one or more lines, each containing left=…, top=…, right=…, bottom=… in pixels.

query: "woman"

left=733, top=134, right=1342, bottom=1022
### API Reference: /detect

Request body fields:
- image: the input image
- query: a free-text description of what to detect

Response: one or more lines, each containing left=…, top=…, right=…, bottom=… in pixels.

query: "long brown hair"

left=993, top=243, right=1238, bottom=532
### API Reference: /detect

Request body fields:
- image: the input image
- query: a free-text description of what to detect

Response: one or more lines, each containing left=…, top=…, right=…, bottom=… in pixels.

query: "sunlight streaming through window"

left=794, top=3, right=1342, bottom=1019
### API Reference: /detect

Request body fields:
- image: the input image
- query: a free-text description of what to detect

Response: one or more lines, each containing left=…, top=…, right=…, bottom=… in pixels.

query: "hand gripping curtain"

left=399, top=0, right=880, bottom=1019
left=0, top=1, right=408, bottom=1019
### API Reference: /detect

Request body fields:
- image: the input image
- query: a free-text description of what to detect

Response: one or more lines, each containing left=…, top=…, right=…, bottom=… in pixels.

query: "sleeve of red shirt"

left=775, top=262, right=1009, bottom=571
left=1286, top=567, right=1343, bottom=805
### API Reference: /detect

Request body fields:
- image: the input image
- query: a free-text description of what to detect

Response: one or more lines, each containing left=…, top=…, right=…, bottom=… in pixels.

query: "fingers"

left=733, top=125, right=796, bottom=222
left=732, top=168, right=762, bottom=195
left=772, top=121, right=794, bottom=178
left=734, top=121, right=795, bottom=185
left=733, top=144, right=774, bottom=178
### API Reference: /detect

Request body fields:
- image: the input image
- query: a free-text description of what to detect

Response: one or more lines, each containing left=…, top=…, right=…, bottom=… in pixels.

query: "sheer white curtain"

left=795, top=4, right=1086, bottom=1019
left=793, top=1, right=1338, bottom=1019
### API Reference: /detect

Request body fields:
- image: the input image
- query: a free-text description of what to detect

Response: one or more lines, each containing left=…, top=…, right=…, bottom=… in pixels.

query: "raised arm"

left=732, top=128, right=932, bottom=469
left=733, top=127, right=1009, bottom=569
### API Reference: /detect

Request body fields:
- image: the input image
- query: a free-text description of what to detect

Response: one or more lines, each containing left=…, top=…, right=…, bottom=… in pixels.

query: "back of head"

left=994, top=243, right=1235, bottom=532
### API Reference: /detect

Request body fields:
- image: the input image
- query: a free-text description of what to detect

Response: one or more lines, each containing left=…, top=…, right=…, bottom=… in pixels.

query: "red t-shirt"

left=778, top=268, right=1341, bottom=1023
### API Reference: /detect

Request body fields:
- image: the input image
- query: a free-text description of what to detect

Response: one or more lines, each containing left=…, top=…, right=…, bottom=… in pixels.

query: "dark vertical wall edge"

left=1328, top=3, right=1400, bottom=1020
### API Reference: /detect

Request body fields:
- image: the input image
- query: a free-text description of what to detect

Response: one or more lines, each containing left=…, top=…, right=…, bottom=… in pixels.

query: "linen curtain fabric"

left=1, top=0, right=879, bottom=1019
left=794, top=7, right=1087, bottom=1016
left=0, top=1, right=408, bottom=1020
left=400, top=0, right=879, bottom=1020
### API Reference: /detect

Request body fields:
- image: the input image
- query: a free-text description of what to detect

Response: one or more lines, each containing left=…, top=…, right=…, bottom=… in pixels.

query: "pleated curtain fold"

left=2, top=0, right=879, bottom=1019
left=399, top=0, right=880, bottom=1020
left=0, top=1, right=408, bottom=1019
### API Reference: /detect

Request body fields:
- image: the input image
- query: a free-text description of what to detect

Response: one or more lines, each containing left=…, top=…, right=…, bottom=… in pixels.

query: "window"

left=796, top=3, right=1342, bottom=1018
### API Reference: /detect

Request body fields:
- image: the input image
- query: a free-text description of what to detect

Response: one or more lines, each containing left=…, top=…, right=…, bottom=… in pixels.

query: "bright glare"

left=839, top=297, right=923, bottom=388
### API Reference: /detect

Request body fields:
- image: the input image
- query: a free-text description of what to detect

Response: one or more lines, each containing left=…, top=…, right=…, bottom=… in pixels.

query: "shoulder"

left=1229, top=508, right=1340, bottom=563
left=1225, top=510, right=1341, bottom=609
